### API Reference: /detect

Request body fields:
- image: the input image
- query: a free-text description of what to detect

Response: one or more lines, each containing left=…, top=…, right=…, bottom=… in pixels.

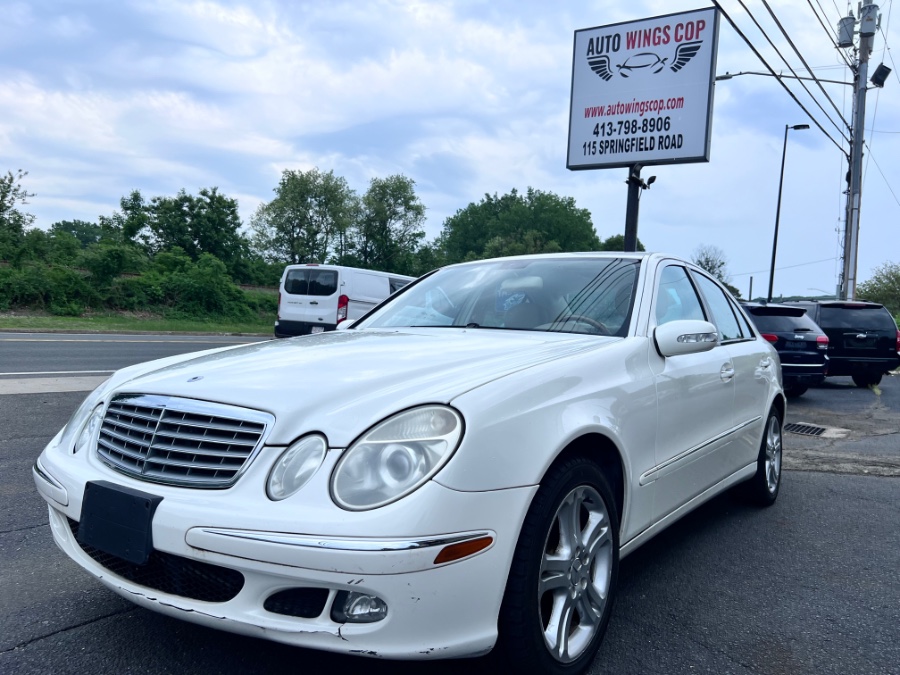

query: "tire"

left=744, top=409, right=783, bottom=507
left=495, top=457, right=619, bottom=675
left=852, top=373, right=882, bottom=388
left=784, top=386, right=808, bottom=398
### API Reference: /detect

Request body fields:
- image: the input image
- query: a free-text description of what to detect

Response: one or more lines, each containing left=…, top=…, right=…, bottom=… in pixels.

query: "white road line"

left=0, top=376, right=109, bottom=395
left=0, top=338, right=250, bottom=343
left=0, top=370, right=115, bottom=376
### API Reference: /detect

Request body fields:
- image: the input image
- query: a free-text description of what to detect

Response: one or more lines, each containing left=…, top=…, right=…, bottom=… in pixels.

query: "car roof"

left=741, top=302, right=808, bottom=317
left=785, top=299, right=885, bottom=309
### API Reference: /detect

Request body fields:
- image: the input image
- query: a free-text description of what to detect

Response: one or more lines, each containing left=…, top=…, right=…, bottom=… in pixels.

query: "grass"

left=0, top=310, right=274, bottom=335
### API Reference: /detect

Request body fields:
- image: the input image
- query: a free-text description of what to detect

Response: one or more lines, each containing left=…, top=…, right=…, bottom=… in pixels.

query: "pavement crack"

left=0, top=608, right=135, bottom=655
left=0, top=522, right=47, bottom=535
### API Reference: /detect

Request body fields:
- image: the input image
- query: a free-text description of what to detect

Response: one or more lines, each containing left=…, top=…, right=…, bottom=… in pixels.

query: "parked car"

left=784, top=300, right=900, bottom=387
left=741, top=302, right=828, bottom=397
left=275, top=264, right=414, bottom=337
left=34, top=253, right=784, bottom=675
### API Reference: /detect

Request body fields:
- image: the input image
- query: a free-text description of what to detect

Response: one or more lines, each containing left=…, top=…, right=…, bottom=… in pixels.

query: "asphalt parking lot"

left=2, top=335, right=898, bottom=674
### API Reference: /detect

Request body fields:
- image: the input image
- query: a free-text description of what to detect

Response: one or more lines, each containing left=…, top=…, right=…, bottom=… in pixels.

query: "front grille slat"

left=95, top=394, right=272, bottom=489
left=144, top=454, right=246, bottom=471
left=152, top=428, right=259, bottom=447
left=148, top=441, right=254, bottom=460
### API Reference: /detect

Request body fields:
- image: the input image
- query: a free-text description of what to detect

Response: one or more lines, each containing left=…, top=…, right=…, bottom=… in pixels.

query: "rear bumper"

left=825, top=355, right=900, bottom=377
left=274, top=320, right=337, bottom=338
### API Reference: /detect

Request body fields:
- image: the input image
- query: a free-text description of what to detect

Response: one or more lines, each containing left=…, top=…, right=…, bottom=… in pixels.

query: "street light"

left=767, top=123, right=810, bottom=302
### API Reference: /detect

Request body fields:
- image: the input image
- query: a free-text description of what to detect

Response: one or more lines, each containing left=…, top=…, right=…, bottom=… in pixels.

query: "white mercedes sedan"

left=33, top=252, right=784, bottom=675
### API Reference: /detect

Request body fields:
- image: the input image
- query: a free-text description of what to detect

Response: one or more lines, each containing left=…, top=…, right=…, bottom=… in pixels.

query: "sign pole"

left=624, top=164, right=642, bottom=252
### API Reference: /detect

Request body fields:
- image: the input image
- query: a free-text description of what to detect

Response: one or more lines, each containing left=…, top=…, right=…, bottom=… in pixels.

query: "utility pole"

left=840, top=0, right=879, bottom=299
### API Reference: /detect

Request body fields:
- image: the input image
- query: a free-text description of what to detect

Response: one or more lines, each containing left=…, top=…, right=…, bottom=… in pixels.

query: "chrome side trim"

left=193, top=528, right=493, bottom=553
left=640, top=416, right=762, bottom=485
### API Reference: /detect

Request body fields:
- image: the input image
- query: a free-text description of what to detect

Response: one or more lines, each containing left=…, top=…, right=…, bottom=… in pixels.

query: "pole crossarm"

left=715, top=70, right=852, bottom=86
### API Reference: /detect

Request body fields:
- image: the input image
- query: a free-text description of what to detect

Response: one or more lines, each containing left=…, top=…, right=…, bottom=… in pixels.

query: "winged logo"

left=586, top=40, right=704, bottom=81
left=587, top=55, right=614, bottom=81
left=669, top=41, right=702, bottom=72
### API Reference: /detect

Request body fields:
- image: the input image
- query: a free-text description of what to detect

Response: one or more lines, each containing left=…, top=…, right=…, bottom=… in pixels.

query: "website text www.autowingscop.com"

left=584, top=95, right=684, bottom=119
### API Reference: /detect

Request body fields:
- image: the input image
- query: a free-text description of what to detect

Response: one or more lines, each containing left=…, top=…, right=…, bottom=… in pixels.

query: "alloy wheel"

left=538, top=485, right=614, bottom=663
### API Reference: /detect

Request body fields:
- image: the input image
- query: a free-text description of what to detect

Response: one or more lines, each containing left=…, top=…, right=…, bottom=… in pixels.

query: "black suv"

left=742, top=302, right=829, bottom=397
left=785, top=300, right=900, bottom=387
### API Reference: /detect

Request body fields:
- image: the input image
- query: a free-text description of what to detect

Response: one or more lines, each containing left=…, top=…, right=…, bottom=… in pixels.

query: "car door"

left=646, top=263, right=736, bottom=518
left=692, top=272, right=773, bottom=472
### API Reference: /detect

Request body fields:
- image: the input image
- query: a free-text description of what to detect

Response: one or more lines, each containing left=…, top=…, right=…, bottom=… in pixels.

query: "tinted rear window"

left=284, top=269, right=338, bottom=296
left=749, top=313, right=821, bottom=333
left=819, top=306, right=896, bottom=331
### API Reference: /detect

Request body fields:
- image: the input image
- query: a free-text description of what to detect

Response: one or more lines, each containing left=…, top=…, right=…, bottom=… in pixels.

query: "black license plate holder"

left=77, top=481, right=163, bottom=565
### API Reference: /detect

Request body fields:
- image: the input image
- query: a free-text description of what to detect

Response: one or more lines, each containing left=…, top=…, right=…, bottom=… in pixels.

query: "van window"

left=284, top=269, right=338, bottom=296
left=354, top=273, right=389, bottom=299
left=389, top=277, right=411, bottom=294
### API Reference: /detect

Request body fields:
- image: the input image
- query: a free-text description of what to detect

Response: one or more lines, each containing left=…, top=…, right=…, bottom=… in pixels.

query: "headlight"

left=331, top=406, right=464, bottom=511
left=58, top=379, right=110, bottom=455
left=267, top=435, right=328, bottom=501
left=74, top=406, right=104, bottom=455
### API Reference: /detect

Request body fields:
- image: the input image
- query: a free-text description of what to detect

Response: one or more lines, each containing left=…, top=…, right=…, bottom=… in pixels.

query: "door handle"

left=310, top=301, right=318, bottom=305
left=720, top=363, right=735, bottom=381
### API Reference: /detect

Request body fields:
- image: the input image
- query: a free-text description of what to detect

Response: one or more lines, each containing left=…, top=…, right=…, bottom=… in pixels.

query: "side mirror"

left=654, top=320, right=718, bottom=357
left=336, top=320, right=356, bottom=331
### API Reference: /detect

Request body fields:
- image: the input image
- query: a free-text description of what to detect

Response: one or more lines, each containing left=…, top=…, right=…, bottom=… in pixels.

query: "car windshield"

left=358, top=257, right=640, bottom=337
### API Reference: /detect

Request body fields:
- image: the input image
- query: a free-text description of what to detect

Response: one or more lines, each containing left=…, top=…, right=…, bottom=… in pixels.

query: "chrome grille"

left=97, top=394, right=273, bottom=488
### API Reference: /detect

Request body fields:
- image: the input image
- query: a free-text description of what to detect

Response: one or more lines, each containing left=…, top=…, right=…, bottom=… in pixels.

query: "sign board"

left=567, top=7, right=720, bottom=170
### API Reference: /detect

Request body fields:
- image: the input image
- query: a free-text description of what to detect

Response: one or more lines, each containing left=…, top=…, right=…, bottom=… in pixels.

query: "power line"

left=742, top=0, right=850, bottom=140
left=863, top=141, right=900, bottom=208
left=710, top=1, right=849, bottom=155
left=732, top=257, right=838, bottom=277
left=808, top=0, right=855, bottom=67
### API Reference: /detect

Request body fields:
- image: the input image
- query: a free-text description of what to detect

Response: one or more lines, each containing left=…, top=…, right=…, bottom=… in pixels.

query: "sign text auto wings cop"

left=567, top=7, right=720, bottom=170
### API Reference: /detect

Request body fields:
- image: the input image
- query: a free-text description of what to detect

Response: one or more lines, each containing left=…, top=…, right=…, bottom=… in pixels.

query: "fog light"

left=330, top=591, right=388, bottom=623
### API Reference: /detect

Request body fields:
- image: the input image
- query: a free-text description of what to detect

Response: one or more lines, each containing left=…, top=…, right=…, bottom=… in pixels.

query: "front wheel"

left=495, top=458, right=619, bottom=674
left=743, top=409, right=783, bottom=506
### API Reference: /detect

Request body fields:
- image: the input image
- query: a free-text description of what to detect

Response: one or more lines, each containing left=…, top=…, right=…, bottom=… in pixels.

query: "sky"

left=2, top=0, right=897, bottom=299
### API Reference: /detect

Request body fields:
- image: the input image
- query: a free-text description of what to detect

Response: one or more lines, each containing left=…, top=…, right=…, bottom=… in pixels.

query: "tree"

left=597, top=234, right=645, bottom=251
left=439, top=188, right=600, bottom=264
left=50, top=220, right=103, bottom=248
left=691, top=244, right=741, bottom=298
left=0, top=170, right=35, bottom=260
left=857, top=261, right=900, bottom=315
left=350, top=175, right=425, bottom=274
left=250, top=169, right=356, bottom=265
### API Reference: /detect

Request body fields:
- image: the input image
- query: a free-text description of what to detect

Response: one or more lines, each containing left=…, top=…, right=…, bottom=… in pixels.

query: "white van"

left=275, top=264, right=415, bottom=337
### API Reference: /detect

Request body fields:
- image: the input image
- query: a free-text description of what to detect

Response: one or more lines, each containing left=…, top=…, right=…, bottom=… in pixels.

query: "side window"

left=655, top=265, right=706, bottom=326
left=693, top=274, right=743, bottom=341
left=731, top=300, right=755, bottom=337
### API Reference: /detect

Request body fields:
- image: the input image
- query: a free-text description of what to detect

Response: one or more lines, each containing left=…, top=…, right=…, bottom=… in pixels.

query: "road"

left=2, top=333, right=899, bottom=674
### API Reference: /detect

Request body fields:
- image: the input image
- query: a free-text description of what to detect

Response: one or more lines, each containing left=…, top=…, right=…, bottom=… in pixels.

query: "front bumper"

left=34, top=438, right=536, bottom=659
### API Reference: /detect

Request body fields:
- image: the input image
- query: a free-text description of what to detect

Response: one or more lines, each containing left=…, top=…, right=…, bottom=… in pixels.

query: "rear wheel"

left=784, top=386, right=808, bottom=398
left=496, top=457, right=619, bottom=674
left=744, top=409, right=783, bottom=506
left=852, top=373, right=882, bottom=388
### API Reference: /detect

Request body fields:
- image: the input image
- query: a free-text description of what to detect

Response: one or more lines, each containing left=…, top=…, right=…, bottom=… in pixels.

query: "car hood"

left=111, top=328, right=616, bottom=446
